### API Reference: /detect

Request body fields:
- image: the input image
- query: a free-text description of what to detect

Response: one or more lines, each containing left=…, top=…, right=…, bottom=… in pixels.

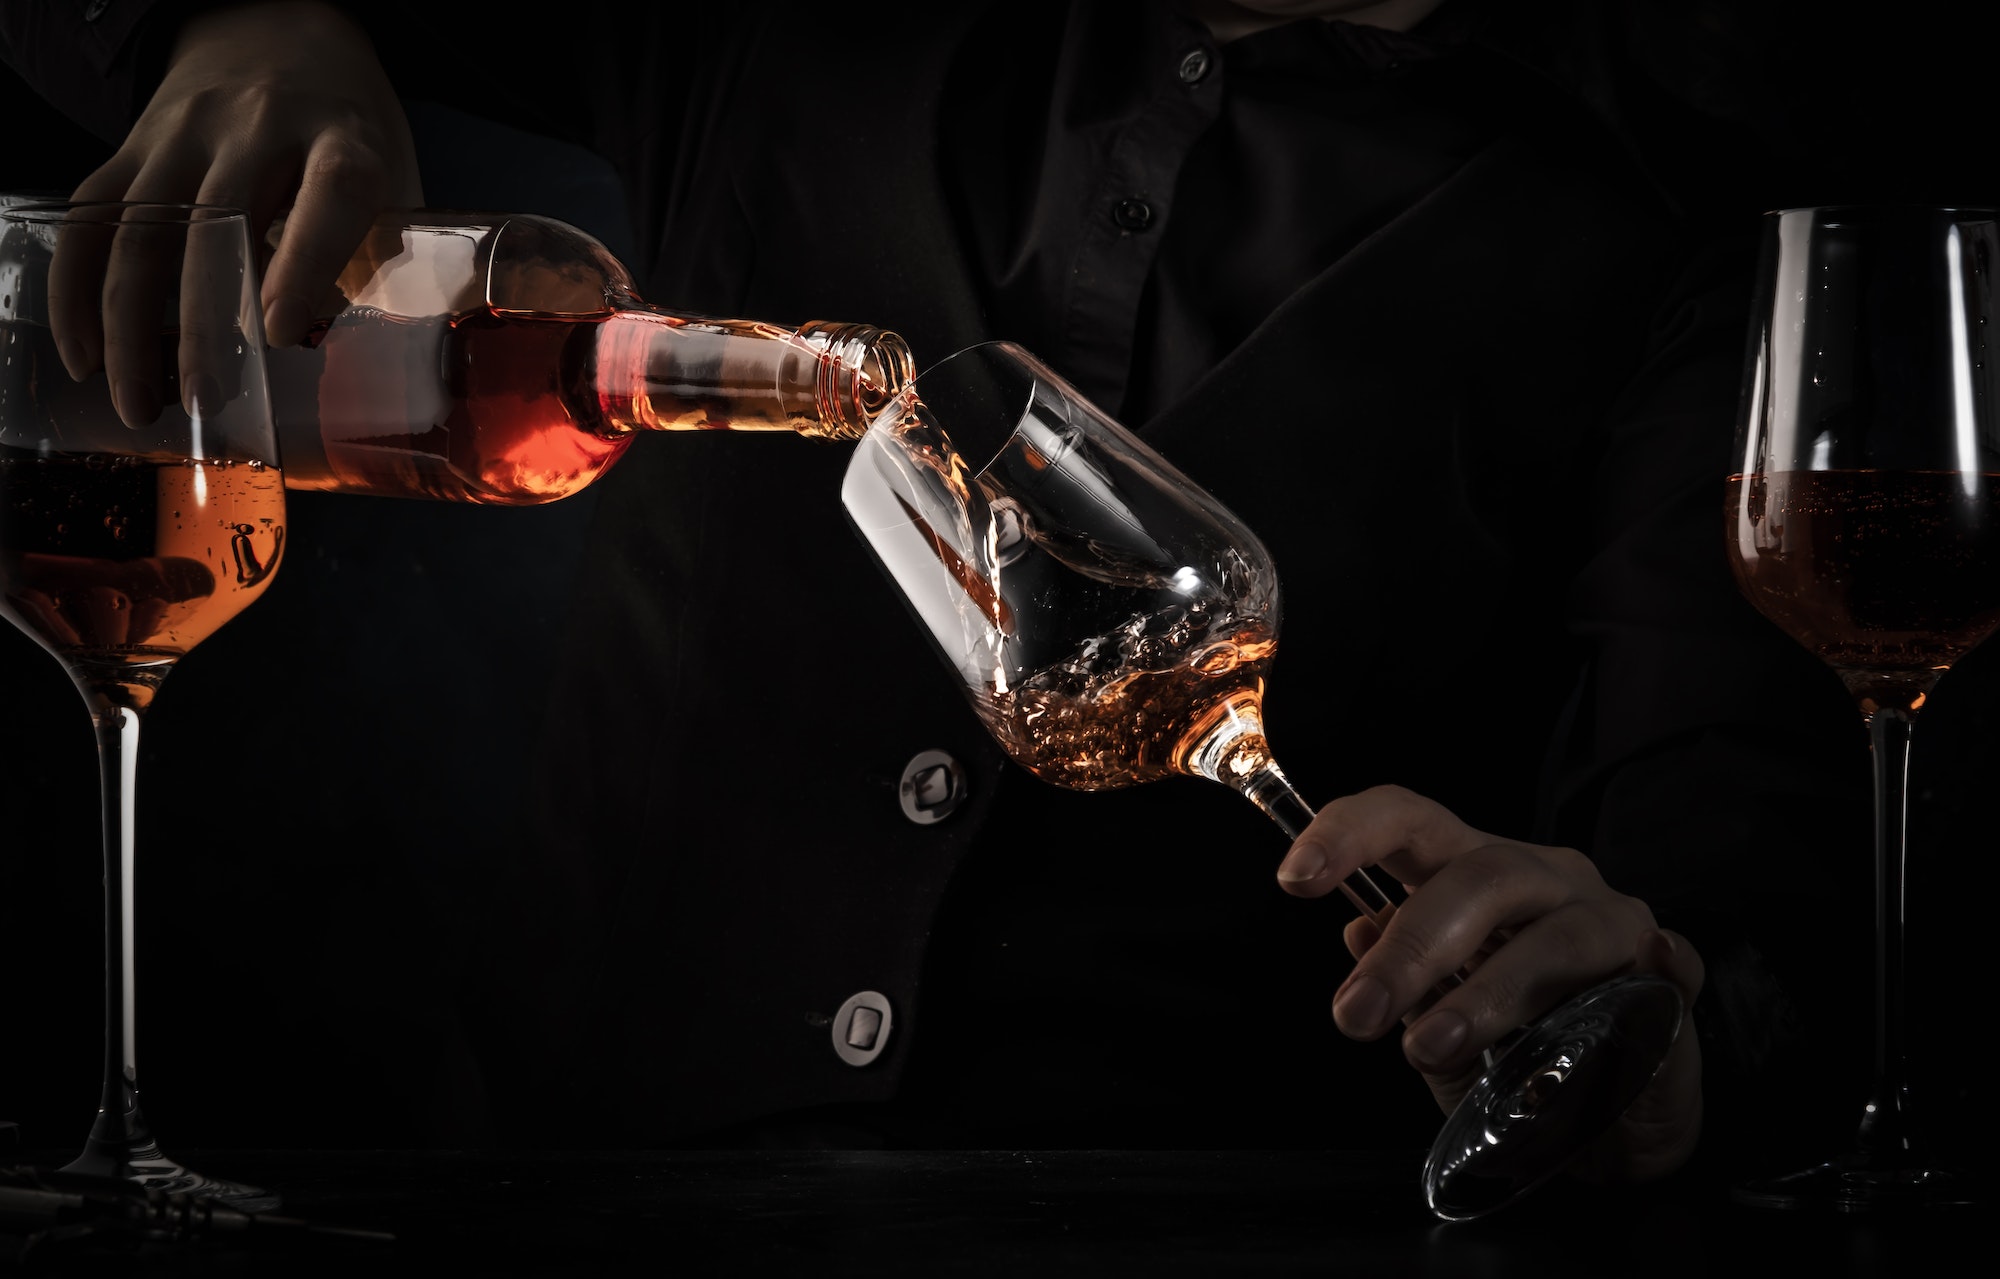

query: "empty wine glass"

left=1726, top=205, right=2000, bottom=1210
left=0, top=202, right=286, bottom=1208
left=840, top=341, right=1684, bottom=1220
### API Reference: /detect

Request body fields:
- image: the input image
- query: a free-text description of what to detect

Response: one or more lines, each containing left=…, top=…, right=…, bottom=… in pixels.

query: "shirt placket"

left=1060, top=31, right=1224, bottom=418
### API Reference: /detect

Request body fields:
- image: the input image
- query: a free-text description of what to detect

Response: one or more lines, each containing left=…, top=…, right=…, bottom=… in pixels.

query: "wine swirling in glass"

left=849, top=347, right=1322, bottom=856
left=842, top=341, right=1686, bottom=1221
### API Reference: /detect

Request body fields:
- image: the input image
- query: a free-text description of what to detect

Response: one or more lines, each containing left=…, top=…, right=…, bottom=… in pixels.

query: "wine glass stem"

left=1859, top=706, right=1916, bottom=1155
left=1233, top=760, right=1396, bottom=926
left=1230, top=757, right=1479, bottom=1003
left=71, top=676, right=166, bottom=1172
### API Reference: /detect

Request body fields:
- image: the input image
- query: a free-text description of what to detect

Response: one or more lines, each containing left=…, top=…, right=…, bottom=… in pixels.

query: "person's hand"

left=57, top=0, right=420, bottom=426
left=1275, top=784, right=1705, bottom=1182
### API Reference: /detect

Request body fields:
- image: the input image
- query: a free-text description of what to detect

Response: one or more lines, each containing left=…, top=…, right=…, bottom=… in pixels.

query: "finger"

left=178, top=211, right=254, bottom=420
left=181, top=155, right=303, bottom=416
left=195, top=146, right=314, bottom=260
left=1396, top=894, right=1656, bottom=1076
left=107, top=152, right=240, bottom=426
left=50, top=149, right=150, bottom=381
left=1275, top=784, right=1493, bottom=898
left=100, top=211, right=180, bottom=428
left=50, top=148, right=209, bottom=387
left=1327, top=843, right=1579, bottom=1042
left=68, top=154, right=144, bottom=205
left=71, top=585, right=130, bottom=647
left=1571, top=929, right=1707, bottom=1183
left=259, top=134, right=388, bottom=345
left=1637, top=927, right=1705, bottom=1003
left=1342, top=913, right=1382, bottom=962
left=44, top=212, right=116, bottom=384
left=7, top=587, right=81, bottom=648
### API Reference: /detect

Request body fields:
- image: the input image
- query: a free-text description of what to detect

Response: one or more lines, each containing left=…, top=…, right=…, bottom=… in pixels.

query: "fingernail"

left=1332, top=974, right=1390, bottom=1038
left=1276, top=842, right=1327, bottom=883
left=1404, top=1010, right=1470, bottom=1072
left=1635, top=928, right=1678, bottom=974
left=112, top=379, right=158, bottom=426
left=57, top=337, right=89, bottom=380
left=263, top=294, right=311, bottom=347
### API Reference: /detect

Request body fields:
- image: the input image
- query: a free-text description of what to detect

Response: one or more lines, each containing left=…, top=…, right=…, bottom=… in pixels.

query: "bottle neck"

left=591, top=310, right=914, bottom=441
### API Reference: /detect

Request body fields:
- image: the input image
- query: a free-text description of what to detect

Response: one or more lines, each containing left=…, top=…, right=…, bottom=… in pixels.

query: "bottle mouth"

left=796, top=322, right=917, bottom=438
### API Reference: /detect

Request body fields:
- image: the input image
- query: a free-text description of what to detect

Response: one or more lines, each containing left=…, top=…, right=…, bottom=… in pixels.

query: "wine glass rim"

left=1764, top=202, right=2000, bottom=219
left=905, top=340, right=1067, bottom=477
left=0, top=200, right=251, bottom=226
left=912, top=338, right=1031, bottom=383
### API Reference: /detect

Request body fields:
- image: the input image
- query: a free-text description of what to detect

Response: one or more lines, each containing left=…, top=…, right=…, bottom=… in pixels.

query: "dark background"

left=5, top=0, right=2000, bottom=1162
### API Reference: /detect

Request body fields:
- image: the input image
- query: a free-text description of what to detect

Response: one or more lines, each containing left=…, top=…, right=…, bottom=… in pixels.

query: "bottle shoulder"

left=325, top=209, right=637, bottom=321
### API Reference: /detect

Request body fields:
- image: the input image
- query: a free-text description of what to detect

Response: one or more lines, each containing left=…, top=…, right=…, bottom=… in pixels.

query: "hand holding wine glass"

left=0, top=202, right=285, bottom=1208
left=1273, top=783, right=1706, bottom=1184
left=841, top=342, right=1692, bottom=1218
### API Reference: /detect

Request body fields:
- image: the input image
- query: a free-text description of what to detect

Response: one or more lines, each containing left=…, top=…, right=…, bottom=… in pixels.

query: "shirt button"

left=898, top=749, right=968, bottom=824
left=832, top=991, right=893, bottom=1067
left=1113, top=199, right=1154, bottom=231
left=1179, top=49, right=1211, bottom=84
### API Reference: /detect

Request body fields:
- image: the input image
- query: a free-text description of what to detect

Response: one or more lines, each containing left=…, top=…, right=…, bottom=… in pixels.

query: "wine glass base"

left=61, top=1142, right=281, bottom=1213
left=1423, top=974, right=1685, bottom=1222
left=1731, top=1153, right=1983, bottom=1212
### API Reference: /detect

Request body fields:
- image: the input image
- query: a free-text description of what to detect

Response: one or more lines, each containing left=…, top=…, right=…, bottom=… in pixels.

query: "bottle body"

left=264, top=212, right=912, bottom=505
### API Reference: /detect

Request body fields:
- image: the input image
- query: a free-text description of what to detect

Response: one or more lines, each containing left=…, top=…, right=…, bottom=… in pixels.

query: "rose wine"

left=265, top=303, right=911, bottom=506
left=971, top=602, right=1278, bottom=791
left=267, top=307, right=629, bottom=505
left=850, top=383, right=1286, bottom=791
left=0, top=454, right=286, bottom=672
left=1725, top=468, right=2000, bottom=707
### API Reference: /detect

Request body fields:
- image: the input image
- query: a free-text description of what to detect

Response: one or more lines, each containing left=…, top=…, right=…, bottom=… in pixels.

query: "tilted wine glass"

left=840, top=341, right=1684, bottom=1220
left=1726, top=205, right=2000, bottom=1210
left=0, top=202, right=286, bottom=1209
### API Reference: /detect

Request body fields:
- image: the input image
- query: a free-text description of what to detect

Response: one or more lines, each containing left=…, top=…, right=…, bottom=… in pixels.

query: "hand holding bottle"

left=59, top=0, right=418, bottom=424
left=1275, top=784, right=1707, bottom=1183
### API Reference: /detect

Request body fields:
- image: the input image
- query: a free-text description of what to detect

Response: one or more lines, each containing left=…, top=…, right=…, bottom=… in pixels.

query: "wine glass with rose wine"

left=840, top=341, right=1685, bottom=1220
left=0, top=203, right=286, bottom=1208
left=1726, top=205, right=2000, bottom=1210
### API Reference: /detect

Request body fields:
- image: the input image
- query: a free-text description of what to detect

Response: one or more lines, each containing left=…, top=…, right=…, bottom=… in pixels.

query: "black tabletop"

left=0, top=1147, right=1986, bottom=1277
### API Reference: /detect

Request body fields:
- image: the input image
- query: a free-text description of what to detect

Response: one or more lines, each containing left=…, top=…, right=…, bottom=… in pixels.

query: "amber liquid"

left=0, top=455, right=286, bottom=666
left=268, top=305, right=866, bottom=506
left=1725, top=468, right=2000, bottom=706
left=861, top=384, right=1283, bottom=792
left=971, top=605, right=1278, bottom=792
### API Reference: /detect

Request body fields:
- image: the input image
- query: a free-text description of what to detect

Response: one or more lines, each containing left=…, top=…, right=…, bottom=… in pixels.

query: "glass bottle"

left=263, top=211, right=914, bottom=505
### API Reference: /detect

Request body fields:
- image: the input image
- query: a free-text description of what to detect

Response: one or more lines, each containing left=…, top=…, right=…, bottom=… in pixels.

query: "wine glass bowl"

left=843, top=340, right=1281, bottom=799
left=1728, top=206, right=2000, bottom=715
left=1726, top=205, right=2000, bottom=1210
left=841, top=341, right=1684, bottom=1220
left=0, top=202, right=284, bottom=1208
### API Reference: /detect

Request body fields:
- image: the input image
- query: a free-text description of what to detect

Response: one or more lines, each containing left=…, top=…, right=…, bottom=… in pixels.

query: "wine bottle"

left=263, top=211, right=913, bottom=505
